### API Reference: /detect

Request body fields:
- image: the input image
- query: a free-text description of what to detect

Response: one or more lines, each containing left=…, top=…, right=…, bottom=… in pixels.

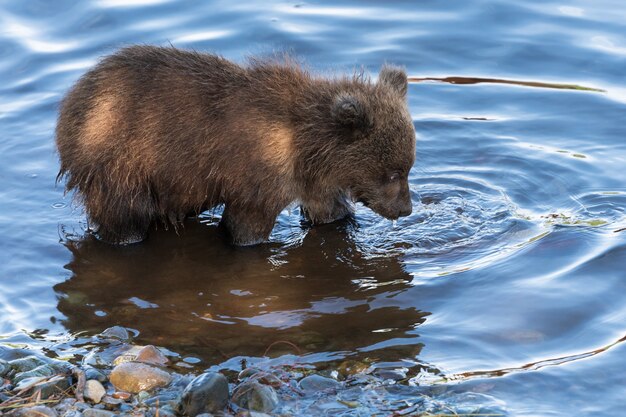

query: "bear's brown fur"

left=56, top=46, right=415, bottom=245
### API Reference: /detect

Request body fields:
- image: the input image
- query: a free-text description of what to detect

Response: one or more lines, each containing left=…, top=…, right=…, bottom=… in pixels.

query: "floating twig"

left=408, top=76, right=605, bottom=92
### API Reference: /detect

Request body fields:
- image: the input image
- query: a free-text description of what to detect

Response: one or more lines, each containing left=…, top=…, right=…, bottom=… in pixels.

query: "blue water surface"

left=1, top=1, right=626, bottom=416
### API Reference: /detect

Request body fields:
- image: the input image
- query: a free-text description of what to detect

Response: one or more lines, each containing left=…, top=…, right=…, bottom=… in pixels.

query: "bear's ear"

left=379, top=65, right=408, bottom=97
left=331, top=93, right=372, bottom=134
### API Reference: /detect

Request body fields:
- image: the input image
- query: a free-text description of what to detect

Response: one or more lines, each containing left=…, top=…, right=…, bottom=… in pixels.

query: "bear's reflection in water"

left=55, top=219, right=430, bottom=365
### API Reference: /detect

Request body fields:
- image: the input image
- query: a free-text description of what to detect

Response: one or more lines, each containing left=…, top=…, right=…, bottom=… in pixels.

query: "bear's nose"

left=398, top=204, right=412, bottom=217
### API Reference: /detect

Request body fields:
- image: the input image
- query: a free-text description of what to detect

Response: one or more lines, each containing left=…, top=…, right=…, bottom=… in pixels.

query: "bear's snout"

left=398, top=201, right=412, bottom=218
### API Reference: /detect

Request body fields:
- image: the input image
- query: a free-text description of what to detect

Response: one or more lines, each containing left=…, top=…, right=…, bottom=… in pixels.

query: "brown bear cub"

left=56, top=46, right=415, bottom=245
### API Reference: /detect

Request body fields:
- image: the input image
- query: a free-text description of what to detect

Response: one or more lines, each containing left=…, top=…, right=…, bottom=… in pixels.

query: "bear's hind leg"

left=84, top=193, right=154, bottom=245
left=219, top=203, right=279, bottom=246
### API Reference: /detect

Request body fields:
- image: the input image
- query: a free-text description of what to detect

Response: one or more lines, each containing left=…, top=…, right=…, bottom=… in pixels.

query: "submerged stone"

left=299, top=374, right=340, bottom=392
left=135, top=345, right=169, bottom=366
left=99, top=326, right=130, bottom=342
left=180, top=372, right=229, bottom=416
left=232, top=381, right=279, bottom=413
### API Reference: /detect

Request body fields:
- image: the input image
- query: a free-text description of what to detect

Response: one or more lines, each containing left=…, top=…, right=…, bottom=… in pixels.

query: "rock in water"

left=299, top=374, right=340, bottom=392
left=232, top=381, right=279, bottom=413
left=109, top=362, right=171, bottom=393
left=180, top=372, right=229, bottom=416
left=135, top=345, right=169, bottom=365
left=99, top=326, right=130, bottom=342
left=84, top=379, right=106, bottom=403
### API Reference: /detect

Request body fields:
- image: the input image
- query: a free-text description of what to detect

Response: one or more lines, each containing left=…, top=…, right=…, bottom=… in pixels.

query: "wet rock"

left=74, top=402, right=92, bottom=412
left=31, top=375, right=71, bottom=399
left=13, top=363, right=67, bottom=384
left=143, top=392, right=181, bottom=409
left=84, top=380, right=106, bottom=403
left=98, top=327, right=130, bottom=342
left=337, top=360, right=371, bottom=378
left=232, top=381, right=279, bottom=413
left=135, top=346, right=168, bottom=366
left=84, top=367, right=107, bottom=384
left=299, top=374, right=340, bottom=392
left=111, top=391, right=131, bottom=401
left=7, top=356, right=50, bottom=374
left=0, top=359, right=10, bottom=377
left=7, top=406, right=58, bottom=417
left=0, top=347, right=39, bottom=362
left=13, top=376, right=48, bottom=391
left=110, top=362, right=171, bottom=393
left=238, top=368, right=281, bottom=387
left=148, top=406, right=176, bottom=417
left=83, top=344, right=138, bottom=368
left=82, top=410, right=115, bottom=417
left=60, top=412, right=82, bottom=417
left=100, top=396, right=123, bottom=411
left=52, top=398, right=76, bottom=416
left=374, top=368, right=407, bottom=381
left=136, top=390, right=151, bottom=402
left=181, top=372, right=229, bottom=416
left=111, top=346, right=144, bottom=366
left=238, top=367, right=260, bottom=381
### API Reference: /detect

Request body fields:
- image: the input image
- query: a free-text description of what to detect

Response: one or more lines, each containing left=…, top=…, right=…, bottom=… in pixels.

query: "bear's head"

left=331, top=65, right=416, bottom=220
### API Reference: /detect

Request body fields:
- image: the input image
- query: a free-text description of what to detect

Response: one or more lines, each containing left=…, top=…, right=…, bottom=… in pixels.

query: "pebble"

left=7, top=406, right=58, bottom=417
left=180, top=372, right=229, bottom=416
left=100, top=396, right=123, bottom=411
left=111, top=392, right=131, bottom=400
left=84, top=380, right=106, bottom=403
left=135, top=346, right=168, bottom=366
left=109, top=362, right=172, bottom=393
left=82, top=409, right=116, bottom=417
left=54, top=398, right=78, bottom=417
left=299, top=374, right=340, bottom=392
left=232, top=381, right=279, bottom=413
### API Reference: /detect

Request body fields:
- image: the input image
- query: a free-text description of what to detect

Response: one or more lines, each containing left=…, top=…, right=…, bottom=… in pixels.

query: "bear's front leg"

left=302, top=193, right=353, bottom=225
left=220, top=203, right=280, bottom=246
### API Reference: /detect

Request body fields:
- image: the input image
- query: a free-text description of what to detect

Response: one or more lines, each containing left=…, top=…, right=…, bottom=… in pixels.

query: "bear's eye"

left=389, top=172, right=400, bottom=182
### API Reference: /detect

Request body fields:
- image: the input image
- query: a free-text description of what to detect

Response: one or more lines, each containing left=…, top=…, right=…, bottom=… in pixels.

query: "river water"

left=1, top=1, right=625, bottom=415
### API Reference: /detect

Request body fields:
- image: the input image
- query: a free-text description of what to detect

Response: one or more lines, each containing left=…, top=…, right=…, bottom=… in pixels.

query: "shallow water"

left=1, top=0, right=626, bottom=415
